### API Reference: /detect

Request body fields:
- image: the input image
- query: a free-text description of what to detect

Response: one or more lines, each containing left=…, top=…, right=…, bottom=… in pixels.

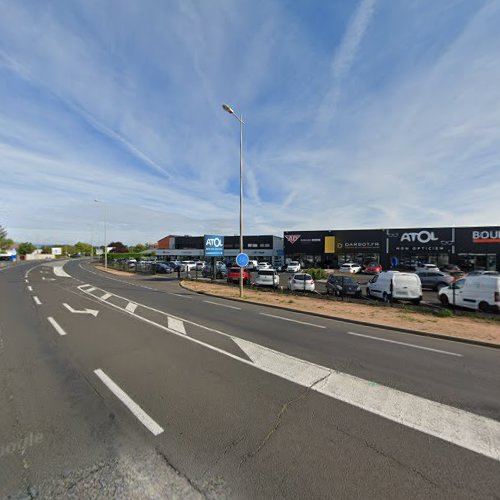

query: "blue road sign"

left=391, top=256, right=399, bottom=267
left=204, top=235, right=224, bottom=257
left=236, top=253, right=249, bottom=267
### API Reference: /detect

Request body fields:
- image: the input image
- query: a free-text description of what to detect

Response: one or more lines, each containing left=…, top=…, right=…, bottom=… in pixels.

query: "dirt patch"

left=182, top=281, right=500, bottom=346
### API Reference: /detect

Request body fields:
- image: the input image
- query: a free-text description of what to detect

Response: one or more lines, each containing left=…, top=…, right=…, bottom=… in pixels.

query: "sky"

left=0, top=0, right=499, bottom=245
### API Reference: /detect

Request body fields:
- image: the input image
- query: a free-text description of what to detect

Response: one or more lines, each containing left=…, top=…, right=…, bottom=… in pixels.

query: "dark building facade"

left=284, top=226, right=500, bottom=272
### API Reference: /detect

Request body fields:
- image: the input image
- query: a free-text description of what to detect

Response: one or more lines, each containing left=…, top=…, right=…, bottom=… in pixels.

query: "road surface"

left=1, top=259, right=499, bottom=498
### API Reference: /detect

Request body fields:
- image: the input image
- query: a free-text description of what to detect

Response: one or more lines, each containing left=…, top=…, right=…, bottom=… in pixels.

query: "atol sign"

left=387, top=228, right=454, bottom=252
left=204, top=235, right=224, bottom=257
left=472, top=229, right=500, bottom=244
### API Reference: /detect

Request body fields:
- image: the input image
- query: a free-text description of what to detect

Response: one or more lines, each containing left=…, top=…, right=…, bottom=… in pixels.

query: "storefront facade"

left=284, top=226, right=500, bottom=271
left=156, top=235, right=284, bottom=265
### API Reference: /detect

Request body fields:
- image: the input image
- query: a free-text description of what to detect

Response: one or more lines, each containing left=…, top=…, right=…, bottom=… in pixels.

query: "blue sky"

left=0, top=0, right=499, bottom=245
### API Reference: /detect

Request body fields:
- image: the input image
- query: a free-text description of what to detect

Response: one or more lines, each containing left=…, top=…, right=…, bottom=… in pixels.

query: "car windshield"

left=294, top=274, right=312, bottom=280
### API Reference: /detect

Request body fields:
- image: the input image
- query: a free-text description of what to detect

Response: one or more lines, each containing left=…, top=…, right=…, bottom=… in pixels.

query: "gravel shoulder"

left=182, top=280, right=500, bottom=346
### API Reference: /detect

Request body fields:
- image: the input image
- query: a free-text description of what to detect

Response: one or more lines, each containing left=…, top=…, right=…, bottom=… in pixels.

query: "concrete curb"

left=179, top=281, right=500, bottom=350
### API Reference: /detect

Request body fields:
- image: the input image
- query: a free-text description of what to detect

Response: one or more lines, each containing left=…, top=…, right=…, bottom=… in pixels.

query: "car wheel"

left=382, top=292, right=390, bottom=303
left=366, top=288, right=371, bottom=297
left=478, top=301, right=490, bottom=313
left=440, top=294, right=449, bottom=306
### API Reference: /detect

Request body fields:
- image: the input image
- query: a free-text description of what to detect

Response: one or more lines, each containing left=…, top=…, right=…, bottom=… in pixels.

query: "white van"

left=367, top=271, right=422, bottom=304
left=439, top=275, right=500, bottom=312
left=246, top=260, right=258, bottom=270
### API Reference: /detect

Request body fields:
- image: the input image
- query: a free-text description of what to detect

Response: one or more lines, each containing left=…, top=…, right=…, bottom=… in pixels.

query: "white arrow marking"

left=63, top=303, right=99, bottom=317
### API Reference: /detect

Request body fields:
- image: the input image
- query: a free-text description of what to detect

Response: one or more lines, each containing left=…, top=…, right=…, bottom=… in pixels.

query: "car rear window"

left=294, top=274, right=312, bottom=280
left=259, top=270, right=274, bottom=276
left=394, top=275, right=419, bottom=286
left=229, top=268, right=239, bottom=272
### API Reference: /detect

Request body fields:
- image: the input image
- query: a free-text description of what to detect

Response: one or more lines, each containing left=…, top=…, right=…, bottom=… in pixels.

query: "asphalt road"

left=1, top=260, right=500, bottom=499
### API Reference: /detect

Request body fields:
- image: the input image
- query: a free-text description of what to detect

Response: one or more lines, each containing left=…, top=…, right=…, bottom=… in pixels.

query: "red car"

left=364, top=262, right=382, bottom=274
left=227, top=267, right=250, bottom=284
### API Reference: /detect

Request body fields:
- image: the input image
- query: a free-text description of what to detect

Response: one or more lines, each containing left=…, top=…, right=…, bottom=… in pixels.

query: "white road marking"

left=204, top=300, right=241, bottom=310
left=53, top=266, right=71, bottom=278
left=86, top=287, right=96, bottom=293
left=167, top=317, right=186, bottom=334
left=24, top=279, right=28, bottom=283
left=47, top=317, right=67, bottom=336
left=232, top=337, right=500, bottom=463
left=42, top=277, right=56, bottom=281
left=33, top=296, right=42, bottom=305
left=101, top=293, right=112, bottom=300
left=27, top=286, right=33, bottom=291
left=347, top=331, right=462, bottom=357
left=125, top=302, right=137, bottom=313
left=259, top=312, right=326, bottom=328
left=171, top=293, right=192, bottom=299
left=63, top=303, right=99, bottom=317
left=94, top=369, right=164, bottom=436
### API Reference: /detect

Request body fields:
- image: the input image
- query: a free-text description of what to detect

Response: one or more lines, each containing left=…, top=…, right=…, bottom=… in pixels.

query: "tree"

left=17, top=242, right=36, bottom=255
left=129, top=243, right=147, bottom=253
left=74, top=242, right=92, bottom=255
left=109, top=241, right=128, bottom=253
left=0, top=225, right=14, bottom=250
left=41, top=246, right=52, bottom=254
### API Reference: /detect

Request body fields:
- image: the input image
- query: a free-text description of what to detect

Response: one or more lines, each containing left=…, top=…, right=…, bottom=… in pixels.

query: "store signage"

left=387, top=228, right=455, bottom=252
left=472, top=230, right=500, bottom=243
left=400, top=231, right=438, bottom=243
left=285, top=234, right=301, bottom=244
left=204, top=235, right=224, bottom=257
left=51, top=247, right=62, bottom=255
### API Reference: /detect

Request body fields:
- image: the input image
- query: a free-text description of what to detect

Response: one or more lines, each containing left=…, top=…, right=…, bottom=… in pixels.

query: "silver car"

left=415, top=271, right=454, bottom=291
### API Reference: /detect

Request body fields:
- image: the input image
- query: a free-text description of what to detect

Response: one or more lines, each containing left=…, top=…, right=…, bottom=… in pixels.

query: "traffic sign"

left=236, top=253, right=249, bottom=267
left=391, top=256, right=399, bottom=267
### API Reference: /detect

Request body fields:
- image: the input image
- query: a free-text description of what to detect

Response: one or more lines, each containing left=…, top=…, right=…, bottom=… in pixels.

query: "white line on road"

left=47, top=317, right=67, bottom=336
left=25, top=279, right=28, bottom=283
left=259, top=312, right=326, bottom=328
left=94, top=369, right=164, bottom=436
left=347, top=331, right=462, bottom=357
left=101, top=293, right=112, bottom=300
left=125, top=302, right=137, bottom=313
left=167, top=316, right=186, bottom=334
left=204, top=300, right=241, bottom=310
left=33, top=296, right=42, bottom=305
left=63, top=303, right=99, bottom=317
left=171, top=293, right=192, bottom=299
left=27, top=286, right=33, bottom=291
left=53, top=266, right=71, bottom=278
left=86, top=287, right=96, bottom=293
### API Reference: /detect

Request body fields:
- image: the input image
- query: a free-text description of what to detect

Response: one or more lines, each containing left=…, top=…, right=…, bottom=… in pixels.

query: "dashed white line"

left=47, top=317, right=67, bottom=336
left=125, top=302, right=138, bottom=313
left=94, top=369, right=164, bottom=436
left=27, top=286, right=33, bottom=292
left=86, top=287, right=96, bottom=293
left=171, top=293, right=192, bottom=299
left=33, top=296, right=42, bottom=305
left=204, top=300, right=241, bottom=310
left=259, top=312, right=326, bottom=328
left=347, top=331, right=462, bottom=357
left=101, top=293, right=112, bottom=300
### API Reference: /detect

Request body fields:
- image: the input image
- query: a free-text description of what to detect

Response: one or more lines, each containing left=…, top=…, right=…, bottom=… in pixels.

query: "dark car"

left=154, top=262, right=173, bottom=274
left=203, top=264, right=227, bottom=279
left=326, top=275, right=362, bottom=297
left=415, top=271, right=454, bottom=291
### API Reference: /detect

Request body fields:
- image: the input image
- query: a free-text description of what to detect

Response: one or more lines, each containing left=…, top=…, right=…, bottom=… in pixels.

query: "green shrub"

left=433, top=308, right=454, bottom=318
left=303, top=268, right=328, bottom=280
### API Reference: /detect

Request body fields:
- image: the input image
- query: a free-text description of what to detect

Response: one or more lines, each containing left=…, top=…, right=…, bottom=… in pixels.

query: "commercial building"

left=156, top=234, right=284, bottom=265
left=284, top=226, right=500, bottom=272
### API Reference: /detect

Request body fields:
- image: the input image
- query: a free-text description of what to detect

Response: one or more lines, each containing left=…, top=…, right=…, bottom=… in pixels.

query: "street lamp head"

left=222, top=103, right=234, bottom=114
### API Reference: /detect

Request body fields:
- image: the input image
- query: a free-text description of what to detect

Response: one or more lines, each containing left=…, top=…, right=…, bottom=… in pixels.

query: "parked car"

left=415, top=271, right=454, bottom=291
left=227, top=267, right=250, bottom=285
left=364, top=262, right=382, bottom=274
left=154, top=262, right=174, bottom=274
left=288, top=273, right=315, bottom=292
left=439, top=275, right=500, bottom=312
left=182, top=260, right=197, bottom=271
left=442, top=264, right=462, bottom=273
left=256, top=262, right=271, bottom=271
left=286, top=261, right=301, bottom=273
left=367, top=271, right=422, bottom=304
left=195, top=261, right=206, bottom=271
left=339, top=263, right=362, bottom=274
left=203, top=263, right=227, bottom=279
left=415, top=263, right=440, bottom=272
left=254, top=269, right=279, bottom=288
left=326, top=275, right=362, bottom=297
left=466, top=271, right=500, bottom=276
left=246, top=260, right=259, bottom=271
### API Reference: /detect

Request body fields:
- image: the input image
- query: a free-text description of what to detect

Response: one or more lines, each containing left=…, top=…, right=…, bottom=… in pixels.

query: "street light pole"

left=223, top=104, right=244, bottom=298
left=94, top=199, right=107, bottom=269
